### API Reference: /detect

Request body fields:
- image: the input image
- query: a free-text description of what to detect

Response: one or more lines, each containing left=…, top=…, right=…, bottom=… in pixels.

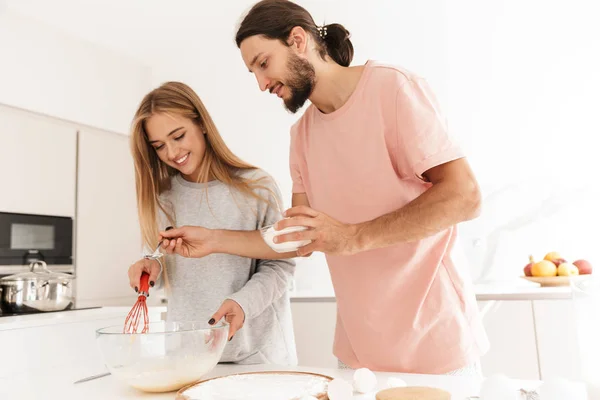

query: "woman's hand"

left=127, top=258, right=161, bottom=293
left=159, top=226, right=215, bottom=258
left=208, top=299, right=245, bottom=341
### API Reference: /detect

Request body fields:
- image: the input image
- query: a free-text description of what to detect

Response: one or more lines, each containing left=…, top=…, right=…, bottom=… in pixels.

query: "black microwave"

left=0, top=212, right=73, bottom=265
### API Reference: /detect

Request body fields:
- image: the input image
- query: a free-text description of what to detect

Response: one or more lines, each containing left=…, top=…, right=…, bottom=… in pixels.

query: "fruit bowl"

left=522, top=253, right=594, bottom=286
left=521, top=275, right=590, bottom=287
left=96, top=321, right=228, bottom=393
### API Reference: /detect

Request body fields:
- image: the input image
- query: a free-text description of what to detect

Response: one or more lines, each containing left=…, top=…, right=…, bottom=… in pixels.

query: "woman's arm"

left=159, top=192, right=312, bottom=260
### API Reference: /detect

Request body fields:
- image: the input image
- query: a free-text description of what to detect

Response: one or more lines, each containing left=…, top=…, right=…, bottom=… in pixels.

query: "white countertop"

left=0, top=361, right=545, bottom=400
left=472, top=282, right=572, bottom=301
left=290, top=280, right=573, bottom=302
left=0, top=306, right=167, bottom=331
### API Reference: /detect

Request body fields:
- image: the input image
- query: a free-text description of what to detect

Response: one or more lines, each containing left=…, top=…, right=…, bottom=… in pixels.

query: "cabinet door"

left=290, top=301, right=338, bottom=368
left=533, top=300, right=581, bottom=381
left=0, top=105, right=76, bottom=217
left=479, top=300, right=540, bottom=380
left=75, top=129, right=141, bottom=306
left=0, top=307, right=165, bottom=377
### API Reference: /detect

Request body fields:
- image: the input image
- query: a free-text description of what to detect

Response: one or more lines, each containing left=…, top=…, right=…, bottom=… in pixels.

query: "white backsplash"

left=458, top=178, right=600, bottom=283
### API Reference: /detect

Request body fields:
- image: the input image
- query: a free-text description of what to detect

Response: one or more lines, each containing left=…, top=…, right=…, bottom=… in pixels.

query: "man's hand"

left=208, top=299, right=246, bottom=341
left=127, top=258, right=161, bottom=292
left=274, top=206, right=360, bottom=257
left=158, top=226, right=215, bottom=258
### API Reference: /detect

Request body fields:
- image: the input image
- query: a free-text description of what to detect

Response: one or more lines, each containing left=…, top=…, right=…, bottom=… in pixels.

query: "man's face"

left=240, top=35, right=316, bottom=113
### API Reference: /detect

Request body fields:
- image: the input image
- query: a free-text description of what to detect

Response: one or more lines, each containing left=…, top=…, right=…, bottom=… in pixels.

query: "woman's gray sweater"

left=154, top=169, right=298, bottom=366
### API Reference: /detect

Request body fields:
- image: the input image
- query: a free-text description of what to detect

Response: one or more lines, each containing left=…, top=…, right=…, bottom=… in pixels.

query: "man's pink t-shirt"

left=289, top=60, right=489, bottom=374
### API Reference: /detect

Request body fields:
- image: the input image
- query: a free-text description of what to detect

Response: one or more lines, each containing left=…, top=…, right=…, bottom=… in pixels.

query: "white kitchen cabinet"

left=0, top=307, right=166, bottom=378
left=0, top=104, right=77, bottom=217
left=533, top=300, right=581, bottom=381
left=290, top=301, right=338, bottom=368
left=478, top=300, right=540, bottom=380
left=479, top=299, right=583, bottom=382
left=75, top=128, right=142, bottom=307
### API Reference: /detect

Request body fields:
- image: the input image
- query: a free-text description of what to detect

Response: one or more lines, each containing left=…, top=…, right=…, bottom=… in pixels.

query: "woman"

left=127, top=81, right=297, bottom=366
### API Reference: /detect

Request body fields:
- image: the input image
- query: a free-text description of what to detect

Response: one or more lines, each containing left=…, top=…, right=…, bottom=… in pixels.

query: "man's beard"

left=283, top=53, right=316, bottom=113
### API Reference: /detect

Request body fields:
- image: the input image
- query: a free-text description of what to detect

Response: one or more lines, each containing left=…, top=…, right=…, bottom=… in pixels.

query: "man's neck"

left=310, top=61, right=365, bottom=114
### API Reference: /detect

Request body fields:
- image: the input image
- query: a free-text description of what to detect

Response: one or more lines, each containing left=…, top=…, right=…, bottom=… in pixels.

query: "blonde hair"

left=130, top=81, right=279, bottom=253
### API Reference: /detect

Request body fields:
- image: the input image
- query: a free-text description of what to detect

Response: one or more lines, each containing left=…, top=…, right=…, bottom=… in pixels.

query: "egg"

left=479, top=374, right=518, bottom=400
left=386, top=377, right=407, bottom=389
left=327, top=378, right=354, bottom=400
left=353, top=368, right=377, bottom=393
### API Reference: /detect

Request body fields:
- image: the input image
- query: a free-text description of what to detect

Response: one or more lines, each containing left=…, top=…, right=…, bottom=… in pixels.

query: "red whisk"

left=124, top=272, right=150, bottom=334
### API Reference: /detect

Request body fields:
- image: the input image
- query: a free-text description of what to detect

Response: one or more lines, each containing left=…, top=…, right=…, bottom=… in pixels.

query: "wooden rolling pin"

left=376, top=386, right=451, bottom=400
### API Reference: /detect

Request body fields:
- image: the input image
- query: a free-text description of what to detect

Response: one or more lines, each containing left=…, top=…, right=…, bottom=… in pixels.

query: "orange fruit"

left=544, top=252, right=563, bottom=261
left=532, top=260, right=558, bottom=277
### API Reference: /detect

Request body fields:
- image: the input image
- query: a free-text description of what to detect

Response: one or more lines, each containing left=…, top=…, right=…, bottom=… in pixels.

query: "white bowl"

left=260, top=223, right=311, bottom=253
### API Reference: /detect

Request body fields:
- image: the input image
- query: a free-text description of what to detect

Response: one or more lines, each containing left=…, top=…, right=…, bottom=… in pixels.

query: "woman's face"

left=145, top=112, right=207, bottom=181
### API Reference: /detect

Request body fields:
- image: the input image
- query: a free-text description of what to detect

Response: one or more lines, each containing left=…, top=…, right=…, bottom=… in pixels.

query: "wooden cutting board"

left=176, top=371, right=334, bottom=400
left=376, top=386, right=451, bottom=400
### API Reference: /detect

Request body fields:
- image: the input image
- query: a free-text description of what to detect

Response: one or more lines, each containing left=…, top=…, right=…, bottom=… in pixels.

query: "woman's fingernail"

left=134, top=287, right=138, bottom=293
left=229, top=336, right=233, bottom=341
left=150, top=281, right=155, bottom=287
left=208, top=318, right=215, bottom=325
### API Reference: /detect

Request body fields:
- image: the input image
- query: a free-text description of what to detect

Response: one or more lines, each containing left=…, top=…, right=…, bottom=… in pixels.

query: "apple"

left=543, top=252, right=566, bottom=267
left=523, top=255, right=535, bottom=277
left=573, top=259, right=593, bottom=275
left=550, top=258, right=567, bottom=267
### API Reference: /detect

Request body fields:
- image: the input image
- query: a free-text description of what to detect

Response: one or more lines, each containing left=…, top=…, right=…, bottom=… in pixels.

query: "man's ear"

left=288, top=26, right=309, bottom=54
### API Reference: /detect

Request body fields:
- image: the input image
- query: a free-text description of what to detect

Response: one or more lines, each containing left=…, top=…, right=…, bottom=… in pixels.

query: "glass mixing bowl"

left=96, top=320, right=228, bottom=393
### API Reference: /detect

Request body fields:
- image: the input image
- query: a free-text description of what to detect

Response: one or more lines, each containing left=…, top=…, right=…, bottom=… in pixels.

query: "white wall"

left=446, top=0, right=600, bottom=281
left=0, top=9, right=152, bottom=134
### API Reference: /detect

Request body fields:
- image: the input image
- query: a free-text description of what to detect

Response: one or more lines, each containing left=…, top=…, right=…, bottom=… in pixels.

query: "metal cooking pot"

left=0, top=261, right=75, bottom=313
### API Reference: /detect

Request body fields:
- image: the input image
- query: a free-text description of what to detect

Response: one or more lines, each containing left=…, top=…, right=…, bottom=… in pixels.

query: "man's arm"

left=277, top=158, right=481, bottom=256
left=352, top=158, right=481, bottom=251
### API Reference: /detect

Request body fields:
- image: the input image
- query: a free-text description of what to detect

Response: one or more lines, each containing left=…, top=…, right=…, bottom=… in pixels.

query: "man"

left=160, top=0, right=489, bottom=375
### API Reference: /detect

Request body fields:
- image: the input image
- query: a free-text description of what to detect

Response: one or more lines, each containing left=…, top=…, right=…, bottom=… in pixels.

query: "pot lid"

left=0, top=261, right=74, bottom=284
